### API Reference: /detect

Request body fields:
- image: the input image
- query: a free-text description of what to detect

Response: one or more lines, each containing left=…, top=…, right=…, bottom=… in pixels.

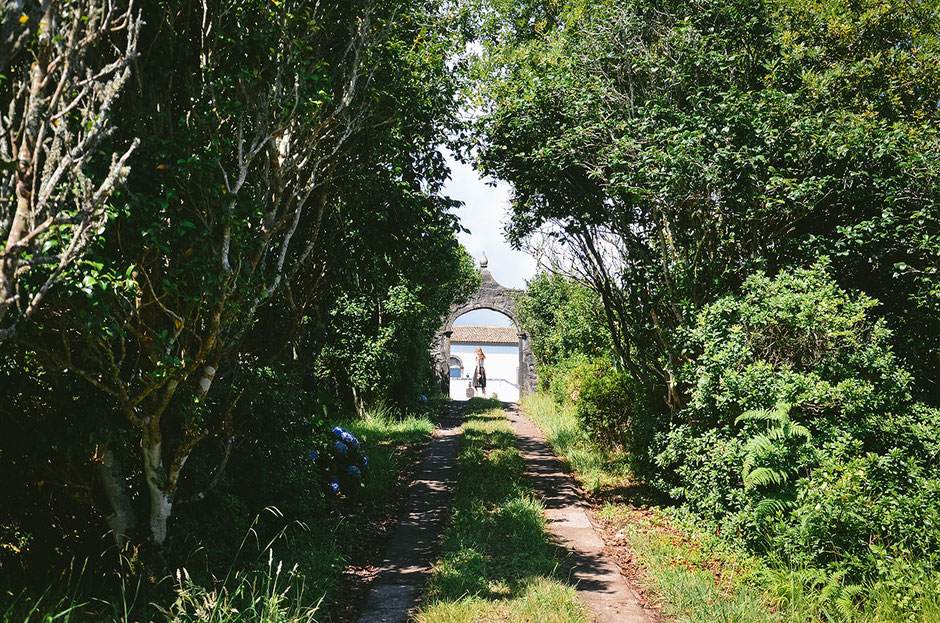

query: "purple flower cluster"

left=309, top=426, right=370, bottom=498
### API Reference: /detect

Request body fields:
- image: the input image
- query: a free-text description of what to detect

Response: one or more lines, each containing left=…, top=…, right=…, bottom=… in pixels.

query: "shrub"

left=654, top=261, right=940, bottom=598
left=546, top=353, right=604, bottom=405
left=571, top=362, right=664, bottom=466
left=576, top=365, right=633, bottom=448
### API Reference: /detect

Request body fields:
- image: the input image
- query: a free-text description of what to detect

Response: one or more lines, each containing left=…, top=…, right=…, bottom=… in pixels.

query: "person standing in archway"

left=473, top=346, right=487, bottom=397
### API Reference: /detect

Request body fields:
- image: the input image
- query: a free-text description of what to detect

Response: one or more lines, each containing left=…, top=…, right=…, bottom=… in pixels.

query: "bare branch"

left=0, top=0, right=143, bottom=340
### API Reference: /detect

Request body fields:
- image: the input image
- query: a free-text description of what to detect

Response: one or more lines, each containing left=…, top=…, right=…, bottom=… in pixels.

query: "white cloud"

left=443, top=150, right=537, bottom=290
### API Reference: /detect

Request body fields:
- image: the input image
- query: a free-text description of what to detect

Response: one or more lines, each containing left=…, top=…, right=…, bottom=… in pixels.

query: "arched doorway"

left=448, top=312, right=521, bottom=401
left=432, top=254, right=537, bottom=400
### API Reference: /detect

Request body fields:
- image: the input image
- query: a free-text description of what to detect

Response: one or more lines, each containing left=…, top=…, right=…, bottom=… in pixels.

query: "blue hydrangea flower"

left=420, top=395, right=428, bottom=403
left=347, top=465, right=362, bottom=480
left=333, top=440, right=348, bottom=455
left=361, top=455, right=369, bottom=468
left=308, top=449, right=319, bottom=461
left=328, top=476, right=340, bottom=494
left=340, top=431, right=360, bottom=451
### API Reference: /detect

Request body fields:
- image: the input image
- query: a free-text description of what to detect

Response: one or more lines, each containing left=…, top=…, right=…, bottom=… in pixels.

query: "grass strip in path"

left=506, top=405, right=654, bottom=623
left=355, top=402, right=464, bottom=623
left=414, top=399, right=587, bottom=623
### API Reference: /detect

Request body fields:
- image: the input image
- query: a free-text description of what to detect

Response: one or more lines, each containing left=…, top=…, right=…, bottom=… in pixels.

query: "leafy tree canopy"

left=467, top=0, right=940, bottom=403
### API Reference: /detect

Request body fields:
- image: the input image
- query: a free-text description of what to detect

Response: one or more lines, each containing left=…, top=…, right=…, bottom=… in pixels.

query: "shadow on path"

left=506, top=405, right=655, bottom=623
left=355, top=403, right=465, bottom=623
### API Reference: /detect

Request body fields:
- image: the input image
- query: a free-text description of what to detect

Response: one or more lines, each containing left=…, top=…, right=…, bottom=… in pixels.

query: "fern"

left=745, top=465, right=789, bottom=488
left=736, top=402, right=813, bottom=520
left=737, top=402, right=811, bottom=489
left=754, top=495, right=789, bottom=520
left=819, top=569, right=848, bottom=603
left=766, top=421, right=811, bottom=443
left=741, top=432, right=775, bottom=476
left=735, top=406, right=778, bottom=424
left=835, top=582, right=866, bottom=620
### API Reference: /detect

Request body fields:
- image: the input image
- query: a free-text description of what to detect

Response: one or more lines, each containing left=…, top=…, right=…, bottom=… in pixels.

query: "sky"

left=443, top=150, right=537, bottom=328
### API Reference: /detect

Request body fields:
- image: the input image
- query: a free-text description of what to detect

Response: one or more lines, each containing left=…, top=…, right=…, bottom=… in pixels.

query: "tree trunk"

left=141, top=427, right=172, bottom=549
left=94, top=447, right=136, bottom=547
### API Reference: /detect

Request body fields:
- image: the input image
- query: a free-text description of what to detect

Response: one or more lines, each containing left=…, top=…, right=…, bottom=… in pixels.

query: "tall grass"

left=524, top=392, right=940, bottom=623
left=2, top=558, right=91, bottom=623
left=3, top=523, right=319, bottom=623
left=519, top=393, right=632, bottom=495
left=161, top=549, right=319, bottom=623
left=415, top=401, right=587, bottom=623
left=4, top=405, right=438, bottom=623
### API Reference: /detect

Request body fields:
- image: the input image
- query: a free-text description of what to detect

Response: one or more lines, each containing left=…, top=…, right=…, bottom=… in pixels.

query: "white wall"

left=448, top=342, right=520, bottom=402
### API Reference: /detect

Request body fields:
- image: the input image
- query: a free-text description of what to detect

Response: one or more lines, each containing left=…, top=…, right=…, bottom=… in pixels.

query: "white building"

left=448, top=326, right=521, bottom=402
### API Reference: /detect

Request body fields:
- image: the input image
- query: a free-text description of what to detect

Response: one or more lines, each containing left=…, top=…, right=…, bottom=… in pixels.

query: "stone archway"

left=432, top=254, right=538, bottom=397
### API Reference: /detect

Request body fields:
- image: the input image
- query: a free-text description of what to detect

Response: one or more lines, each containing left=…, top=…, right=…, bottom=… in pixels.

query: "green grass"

left=519, top=393, right=633, bottom=496
left=344, top=410, right=436, bottom=500
left=596, top=504, right=779, bottom=623
left=3, top=404, right=438, bottom=623
left=265, top=408, right=437, bottom=615
left=415, top=400, right=588, bottom=623
left=522, top=392, right=940, bottom=623
left=522, top=394, right=781, bottom=623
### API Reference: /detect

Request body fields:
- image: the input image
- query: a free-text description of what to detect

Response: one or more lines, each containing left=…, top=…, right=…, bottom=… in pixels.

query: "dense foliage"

left=471, top=0, right=940, bottom=405
left=658, top=265, right=940, bottom=583
left=4, top=0, right=940, bottom=618
left=513, top=272, right=611, bottom=372
left=0, top=0, right=473, bottom=602
left=519, top=264, right=940, bottom=613
left=495, top=0, right=940, bottom=615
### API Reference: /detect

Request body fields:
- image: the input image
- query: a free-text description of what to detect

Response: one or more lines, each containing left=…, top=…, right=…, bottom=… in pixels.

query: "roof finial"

left=480, top=251, right=488, bottom=269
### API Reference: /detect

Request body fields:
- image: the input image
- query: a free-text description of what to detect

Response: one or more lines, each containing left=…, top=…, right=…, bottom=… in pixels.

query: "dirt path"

left=356, top=401, right=655, bottom=623
left=355, top=403, right=464, bottom=623
left=506, top=405, right=656, bottom=623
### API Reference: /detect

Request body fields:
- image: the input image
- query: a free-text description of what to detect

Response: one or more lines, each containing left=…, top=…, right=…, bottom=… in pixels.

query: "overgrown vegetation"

left=4, top=0, right=940, bottom=618
left=2, top=402, right=437, bottom=621
left=478, top=0, right=940, bottom=618
left=517, top=265, right=940, bottom=618
left=526, top=396, right=940, bottom=622
left=416, top=399, right=587, bottom=623
left=0, top=0, right=471, bottom=615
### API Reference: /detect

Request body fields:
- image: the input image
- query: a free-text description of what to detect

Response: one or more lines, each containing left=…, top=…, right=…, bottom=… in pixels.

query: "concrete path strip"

left=356, top=403, right=464, bottom=623
left=506, top=406, right=654, bottom=623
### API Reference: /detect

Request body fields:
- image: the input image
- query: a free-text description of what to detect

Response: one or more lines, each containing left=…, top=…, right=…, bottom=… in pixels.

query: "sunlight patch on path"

left=415, top=400, right=587, bottom=623
left=356, top=404, right=464, bottom=623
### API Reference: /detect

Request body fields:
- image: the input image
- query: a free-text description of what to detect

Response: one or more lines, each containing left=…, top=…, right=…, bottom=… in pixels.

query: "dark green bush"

left=574, top=363, right=664, bottom=465
left=654, top=261, right=940, bottom=597
left=576, top=365, right=633, bottom=448
left=172, top=366, right=327, bottom=566
left=545, top=353, right=603, bottom=405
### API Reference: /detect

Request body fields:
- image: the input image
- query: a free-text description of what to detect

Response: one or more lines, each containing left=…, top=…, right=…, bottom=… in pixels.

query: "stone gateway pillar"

left=432, top=254, right=538, bottom=398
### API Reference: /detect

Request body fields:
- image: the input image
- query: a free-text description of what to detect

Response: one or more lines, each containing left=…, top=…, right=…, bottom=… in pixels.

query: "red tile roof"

left=450, top=325, right=519, bottom=344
